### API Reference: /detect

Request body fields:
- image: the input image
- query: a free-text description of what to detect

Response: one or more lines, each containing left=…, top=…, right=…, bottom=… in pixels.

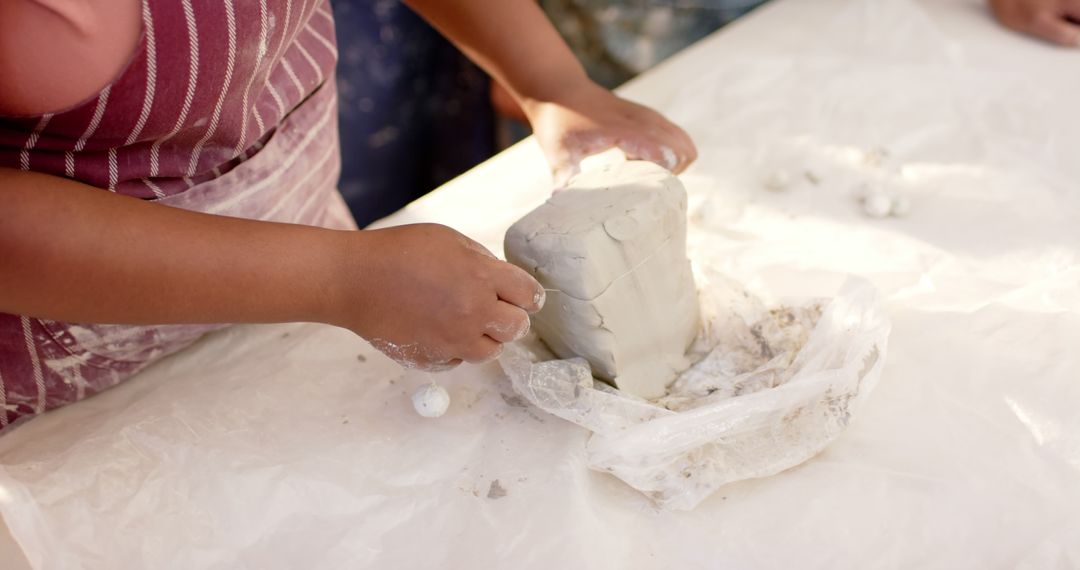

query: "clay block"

left=504, top=161, right=700, bottom=399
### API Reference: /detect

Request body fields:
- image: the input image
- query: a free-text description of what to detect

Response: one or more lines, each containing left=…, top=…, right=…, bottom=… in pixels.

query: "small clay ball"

left=412, top=383, right=450, bottom=418
left=890, top=194, right=911, bottom=217
left=862, top=192, right=893, bottom=218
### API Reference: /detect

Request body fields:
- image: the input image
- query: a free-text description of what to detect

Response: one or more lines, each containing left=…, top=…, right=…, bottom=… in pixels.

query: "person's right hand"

left=989, top=0, right=1080, bottom=46
left=333, top=223, right=545, bottom=371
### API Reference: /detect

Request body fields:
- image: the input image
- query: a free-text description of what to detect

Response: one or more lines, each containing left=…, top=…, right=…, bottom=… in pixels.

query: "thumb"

left=1064, top=0, right=1080, bottom=21
left=552, top=161, right=581, bottom=189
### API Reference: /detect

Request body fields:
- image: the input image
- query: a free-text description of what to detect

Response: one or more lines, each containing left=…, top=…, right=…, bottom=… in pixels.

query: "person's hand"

left=523, top=79, right=698, bottom=186
left=989, top=0, right=1080, bottom=46
left=332, top=224, right=544, bottom=371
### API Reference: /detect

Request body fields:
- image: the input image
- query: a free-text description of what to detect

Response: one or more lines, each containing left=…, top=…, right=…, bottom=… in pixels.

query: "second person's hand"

left=523, top=79, right=698, bottom=186
left=990, top=0, right=1080, bottom=46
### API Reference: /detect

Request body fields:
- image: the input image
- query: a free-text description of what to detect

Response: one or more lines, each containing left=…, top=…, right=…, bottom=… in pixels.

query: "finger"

left=616, top=134, right=676, bottom=172
left=657, top=131, right=694, bottom=174
left=543, top=141, right=580, bottom=188
left=482, top=301, right=531, bottom=343
left=1064, top=0, right=1080, bottom=22
left=373, top=338, right=457, bottom=369
left=493, top=261, right=545, bottom=313
left=551, top=140, right=612, bottom=188
left=615, top=135, right=657, bottom=162
left=669, top=123, right=699, bottom=171
left=461, top=336, right=504, bottom=364
left=662, top=136, right=693, bottom=174
left=650, top=115, right=697, bottom=173
left=1030, top=11, right=1080, bottom=46
left=418, top=359, right=462, bottom=373
left=553, top=162, right=581, bottom=188
left=638, top=106, right=697, bottom=172
left=370, top=337, right=449, bottom=370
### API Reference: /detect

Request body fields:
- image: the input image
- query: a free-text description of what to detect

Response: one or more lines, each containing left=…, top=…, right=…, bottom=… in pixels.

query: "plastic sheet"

left=501, top=277, right=890, bottom=510
left=2, top=0, right=1080, bottom=568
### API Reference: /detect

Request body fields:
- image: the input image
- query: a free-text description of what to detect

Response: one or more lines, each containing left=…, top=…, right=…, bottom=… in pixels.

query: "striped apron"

left=0, top=0, right=353, bottom=429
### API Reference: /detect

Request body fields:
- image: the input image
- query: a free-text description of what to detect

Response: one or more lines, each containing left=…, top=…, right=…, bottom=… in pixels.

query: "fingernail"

left=660, top=146, right=677, bottom=171
left=533, top=288, right=546, bottom=310
left=513, top=317, right=531, bottom=341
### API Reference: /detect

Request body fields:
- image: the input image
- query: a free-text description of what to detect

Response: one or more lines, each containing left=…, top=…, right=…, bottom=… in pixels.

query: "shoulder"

left=0, top=0, right=141, bottom=116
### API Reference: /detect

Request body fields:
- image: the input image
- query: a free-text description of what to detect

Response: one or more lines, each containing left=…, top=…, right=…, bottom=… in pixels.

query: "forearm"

left=404, top=1, right=697, bottom=180
left=0, top=168, right=346, bottom=326
left=403, top=0, right=589, bottom=104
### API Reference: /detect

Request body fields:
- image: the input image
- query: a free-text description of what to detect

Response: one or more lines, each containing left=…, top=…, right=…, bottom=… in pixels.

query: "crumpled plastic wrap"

left=501, top=277, right=889, bottom=510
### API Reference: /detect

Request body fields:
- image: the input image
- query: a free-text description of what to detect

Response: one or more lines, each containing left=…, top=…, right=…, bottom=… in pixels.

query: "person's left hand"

left=522, top=80, right=698, bottom=186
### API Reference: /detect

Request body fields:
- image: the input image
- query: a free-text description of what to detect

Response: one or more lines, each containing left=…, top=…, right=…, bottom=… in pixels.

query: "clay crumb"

left=500, top=393, right=528, bottom=408
left=487, top=479, right=507, bottom=499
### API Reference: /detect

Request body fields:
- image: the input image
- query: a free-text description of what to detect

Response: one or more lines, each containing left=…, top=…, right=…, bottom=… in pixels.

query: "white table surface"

left=3, top=0, right=1079, bottom=568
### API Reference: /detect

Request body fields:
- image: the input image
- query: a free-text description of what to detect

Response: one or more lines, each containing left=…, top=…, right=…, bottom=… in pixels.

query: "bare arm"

left=0, top=169, right=543, bottom=369
left=0, top=1, right=340, bottom=328
left=1, top=168, right=343, bottom=325
left=0, top=0, right=543, bottom=370
left=404, top=0, right=698, bottom=181
left=402, top=0, right=588, bottom=106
